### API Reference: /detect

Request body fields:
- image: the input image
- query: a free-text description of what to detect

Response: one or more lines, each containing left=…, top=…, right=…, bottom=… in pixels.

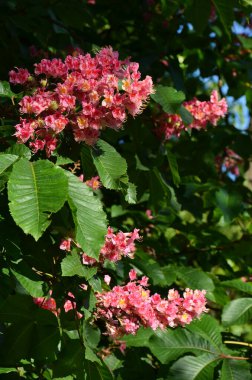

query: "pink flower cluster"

left=60, top=227, right=141, bottom=264
left=95, top=270, right=207, bottom=338
left=33, top=291, right=83, bottom=318
left=215, top=147, right=242, bottom=177
left=154, top=90, right=228, bottom=140
left=10, top=47, right=154, bottom=156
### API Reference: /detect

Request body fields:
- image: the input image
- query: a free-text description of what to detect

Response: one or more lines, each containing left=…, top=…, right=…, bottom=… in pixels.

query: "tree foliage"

left=0, top=0, right=252, bottom=379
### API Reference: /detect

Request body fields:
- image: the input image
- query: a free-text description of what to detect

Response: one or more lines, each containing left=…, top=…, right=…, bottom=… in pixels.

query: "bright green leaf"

left=11, top=269, right=44, bottom=297
left=168, top=353, right=220, bottom=380
left=8, top=159, right=68, bottom=240
left=67, top=171, right=107, bottom=259
left=220, top=359, right=252, bottom=380
left=149, top=328, right=217, bottom=364
left=61, top=253, right=97, bottom=280
left=91, top=139, right=128, bottom=190
left=151, top=85, right=185, bottom=114
left=0, top=154, right=18, bottom=175
left=222, top=298, right=252, bottom=326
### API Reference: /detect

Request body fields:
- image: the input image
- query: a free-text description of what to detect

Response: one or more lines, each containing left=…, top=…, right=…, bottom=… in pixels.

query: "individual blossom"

left=154, top=90, right=228, bottom=140
left=33, top=293, right=59, bottom=316
left=94, top=272, right=207, bottom=338
left=59, top=238, right=72, bottom=251
left=10, top=47, right=154, bottom=155
left=63, top=292, right=83, bottom=319
left=85, top=176, right=101, bottom=190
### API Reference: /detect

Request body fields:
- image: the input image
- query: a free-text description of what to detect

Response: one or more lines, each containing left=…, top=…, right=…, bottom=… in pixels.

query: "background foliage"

left=0, top=0, right=252, bottom=379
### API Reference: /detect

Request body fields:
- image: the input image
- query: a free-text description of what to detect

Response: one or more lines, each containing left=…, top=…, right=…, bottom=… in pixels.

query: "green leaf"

left=124, top=182, right=137, bottom=204
left=212, top=0, right=235, bottom=39
left=176, top=266, right=215, bottom=291
left=136, top=251, right=176, bottom=287
left=91, top=139, right=128, bottom=190
left=237, top=35, right=252, bottom=50
left=179, top=105, right=194, bottom=125
left=11, top=269, right=44, bottom=297
left=67, top=171, right=107, bottom=259
left=84, top=361, right=114, bottom=380
left=56, top=155, right=74, bottom=166
left=122, top=327, right=153, bottom=347
left=215, top=189, right=243, bottom=223
left=221, top=279, right=252, bottom=295
left=222, top=298, right=252, bottom=326
left=8, top=159, right=68, bottom=240
left=149, top=328, right=217, bottom=364
left=168, top=354, right=219, bottom=380
left=0, top=81, right=16, bottom=98
left=186, top=315, right=223, bottom=349
left=166, top=149, right=180, bottom=186
left=151, top=85, right=185, bottom=114
left=61, top=252, right=97, bottom=280
left=0, top=368, right=17, bottom=374
left=83, top=321, right=101, bottom=348
left=0, top=154, right=18, bottom=175
left=6, top=144, right=31, bottom=159
left=220, top=359, right=252, bottom=380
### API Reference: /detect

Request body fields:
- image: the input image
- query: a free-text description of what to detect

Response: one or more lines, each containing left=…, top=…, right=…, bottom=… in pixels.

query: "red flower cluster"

left=215, top=147, right=242, bottom=177
left=33, top=291, right=83, bottom=319
left=95, top=270, right=207, bottom=338
left=60, top=226, right=141, bottom=264
left=10, top=47, right=154, bottom=156
left=154, top=90, right=228, bottom=140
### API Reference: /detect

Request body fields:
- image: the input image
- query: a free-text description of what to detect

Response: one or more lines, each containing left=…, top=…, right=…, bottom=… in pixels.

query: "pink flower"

left=95, top=273, right=207, bottom=338
left=9, top=68, right=30, bottom=85
left=129, top=269, right=137, bottom=281
left=145, top=209, right=153, bottom=219
left=100, top=227, right=141, bottom=262
left=82, top=253, right=97, bottom=265
left=104, top=275, right=111, bottom=285
left=63, top=292, right=83, bottom=319
left=11, top=47, right=153, bottom=156
left=60, top=238, right=72, bottom=251
left=85, top=176, right=101, bottom=190
left=155, top=91, right=228, bottom=140
left=33, top=294, right=59, bottom=316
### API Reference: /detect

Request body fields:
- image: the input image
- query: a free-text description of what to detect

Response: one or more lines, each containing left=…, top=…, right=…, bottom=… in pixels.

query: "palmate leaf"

left=149, top=328, right=217, bottom=364
left=66, top=171, right=107, bottom=259
left=11, top=269, right=44, bottom=297
left=91, top=139, right=128, bottom=190
left=0, top=154, right=18, bottom=175
left=151, top=85, right=185, bottom=114
left=61, top=252, right=97, bottom=279
left=176, top=266, right=215, bottom=292
left=0, top=81, right=17, bottom=98
left=220, top=359, right=252, bottom=380
left=8, top=158, right=68, bottom=240
left=222, top=298, right=252, bottom=326
left=186, top=315, right=223, bottom=349
left=168, top=353, right=220, bottom=380
left=221, top=279, right=252, bottom=295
